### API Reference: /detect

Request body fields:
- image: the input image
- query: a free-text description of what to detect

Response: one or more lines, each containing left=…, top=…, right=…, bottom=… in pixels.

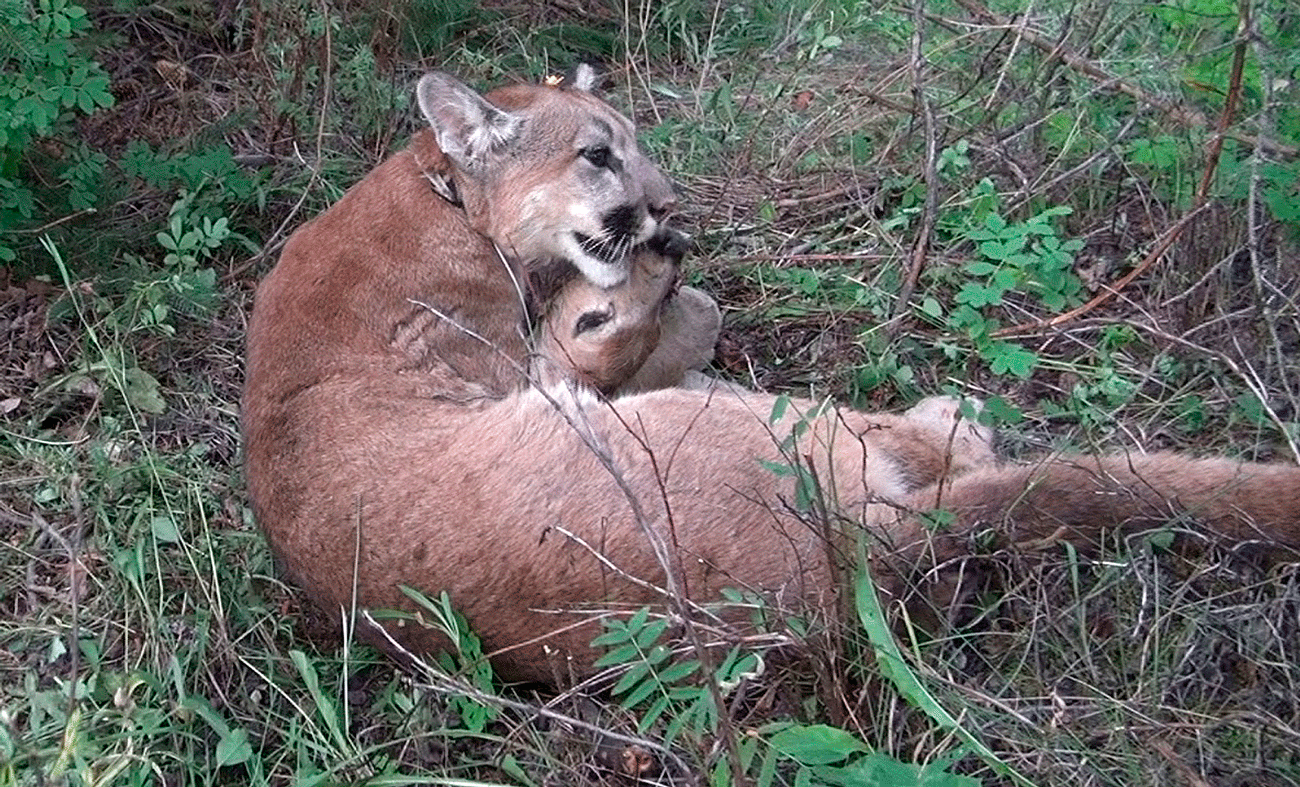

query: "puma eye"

left=575, top=309, right=612, bottom=334
left=580, top=145, right=611, bottom=168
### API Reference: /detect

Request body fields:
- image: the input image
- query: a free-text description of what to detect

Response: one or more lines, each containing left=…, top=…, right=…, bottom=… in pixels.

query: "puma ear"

left=416, top=72, right=521, bottom=172
left=563, top=62, right=601, bottom=92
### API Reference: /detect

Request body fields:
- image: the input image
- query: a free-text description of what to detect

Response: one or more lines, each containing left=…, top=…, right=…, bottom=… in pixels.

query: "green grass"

left=2, top=0, right=1299, bottom=784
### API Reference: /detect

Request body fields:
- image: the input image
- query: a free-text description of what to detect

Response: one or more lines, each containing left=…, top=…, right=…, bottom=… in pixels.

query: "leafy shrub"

left=0, top=0, right=115, bottom=261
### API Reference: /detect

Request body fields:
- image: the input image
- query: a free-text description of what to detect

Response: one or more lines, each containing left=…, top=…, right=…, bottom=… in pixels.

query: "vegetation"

left=2, top=0, right=1298, bottom=784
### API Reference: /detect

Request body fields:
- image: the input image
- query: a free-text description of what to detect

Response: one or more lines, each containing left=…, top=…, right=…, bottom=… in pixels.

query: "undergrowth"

left=2, top=0, right=1299, bottom=785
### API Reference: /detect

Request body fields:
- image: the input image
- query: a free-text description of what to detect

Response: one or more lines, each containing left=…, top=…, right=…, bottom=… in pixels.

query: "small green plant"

left=929, top=206, right=1085, bottom=379
left=592, top=607, right=763, bottom=748
left=394, top=587, right=498, bottom=733
left=0, top=0, right=115, bottom=261
left=764, top=723, right=980, bottom=787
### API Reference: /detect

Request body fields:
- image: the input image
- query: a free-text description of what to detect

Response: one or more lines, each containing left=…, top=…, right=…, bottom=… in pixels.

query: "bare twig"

left=1244, top=1, right=1299, bottom=414
left=1195, top=0, right=1250, bottom=204
left=891, top=0, right=940, bottom=325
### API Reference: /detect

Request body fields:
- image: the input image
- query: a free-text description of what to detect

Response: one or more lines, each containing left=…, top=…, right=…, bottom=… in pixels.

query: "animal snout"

left=647, top=196, right=677, bottom=222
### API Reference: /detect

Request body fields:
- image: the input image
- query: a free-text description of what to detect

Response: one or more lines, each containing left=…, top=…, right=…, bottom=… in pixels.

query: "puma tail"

left=901, top=452, right=1300, bottom=559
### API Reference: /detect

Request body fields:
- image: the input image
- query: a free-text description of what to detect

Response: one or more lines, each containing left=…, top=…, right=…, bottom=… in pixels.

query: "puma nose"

left=648, top=197, right=677, bottom=222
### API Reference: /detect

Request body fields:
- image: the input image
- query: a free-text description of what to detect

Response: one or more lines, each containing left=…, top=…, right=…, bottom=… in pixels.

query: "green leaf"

left=656, top=658, right=701, bottom=685
left=954, top=284, right=1002, bottom=308
left=612, top=660, right=652, bottom=697
left=590, top=628, right=633, bottom=649
left=855, top=562, right=1032, bottom=786
left=985, top=343, right=1037, bottom=378
left=769, top=394, right=790, bottom=423
left=768, top=724, right=869, bottom=766
left=621, top=671, right=666, bottom=708
left=760, top=459, right=795, bottom=477
left=990, top=269, right=1020, bottom=290
left=215, top=727, right=253, bottom=767
left=150, top=516, right=179, bottom=544
left=813, top=752, right=982, bottom=786
left=123, top=367, right=166, bottom=414
left=632, top=616, right=669, bottom=649
left=289, top=650, right=350, bottom=753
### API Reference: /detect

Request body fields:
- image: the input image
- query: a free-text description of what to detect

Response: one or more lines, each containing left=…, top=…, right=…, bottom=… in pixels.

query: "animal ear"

left=416, top=72, right=521, bottom=172
left=563, top=62, right=602, bottom=92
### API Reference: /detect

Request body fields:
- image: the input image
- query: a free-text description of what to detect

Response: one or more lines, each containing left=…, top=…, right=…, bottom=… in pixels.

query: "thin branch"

left=892, top=0, right=940, bottom=325
left=1195, top=0, right=1251, bottom=203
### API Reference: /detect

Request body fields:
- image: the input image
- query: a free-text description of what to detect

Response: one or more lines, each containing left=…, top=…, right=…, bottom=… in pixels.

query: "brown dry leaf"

left=155, top=59, right=190, bottom=92
left=619, top=745, right=654, bottom=777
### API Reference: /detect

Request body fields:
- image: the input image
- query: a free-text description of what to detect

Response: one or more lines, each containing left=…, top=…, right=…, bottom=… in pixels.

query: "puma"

left=243, top=71, right=1300, bottom=686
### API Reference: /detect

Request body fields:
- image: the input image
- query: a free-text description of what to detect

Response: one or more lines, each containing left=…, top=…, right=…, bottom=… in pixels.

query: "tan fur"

left=244, top=74, right=1300, bottom=686
left=534, top=245, right=722, bottom=395
left=414, top=72, right=675, bottom=288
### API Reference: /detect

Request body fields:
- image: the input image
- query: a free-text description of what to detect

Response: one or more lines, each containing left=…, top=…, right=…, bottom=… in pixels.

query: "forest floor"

left=2, top=1, right=1299, bottom=785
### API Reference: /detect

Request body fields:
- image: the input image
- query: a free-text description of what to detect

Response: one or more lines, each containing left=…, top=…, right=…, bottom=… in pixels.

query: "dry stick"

left=1245, top=2, right=1299, bottom=412
left=951, top=0, right=1297, bottom=158
left=1195, top=0, right=1251, bottom=204
left=58, top=474, right=85, bottom=780
left=891, top=0, right=941, bottom=326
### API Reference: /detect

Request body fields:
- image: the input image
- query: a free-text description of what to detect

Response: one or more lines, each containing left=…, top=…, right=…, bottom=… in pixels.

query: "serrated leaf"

left=990, top=269, right=1020, bottom=290
left=986, top=343, right=1037, bottom=378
